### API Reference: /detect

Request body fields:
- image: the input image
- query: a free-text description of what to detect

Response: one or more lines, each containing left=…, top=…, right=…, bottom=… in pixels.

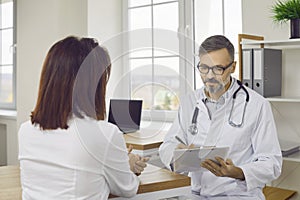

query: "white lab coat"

left=159, top=78, right=282, bottom=199
left=19, top=117, right=139, bottom=200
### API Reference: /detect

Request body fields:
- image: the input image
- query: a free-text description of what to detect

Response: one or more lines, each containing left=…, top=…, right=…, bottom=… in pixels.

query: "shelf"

left=267, top=96, right=300, bottom=103
left=241, top=38, right=300, bottom=49
left=283, top=151, right=300, bottom=162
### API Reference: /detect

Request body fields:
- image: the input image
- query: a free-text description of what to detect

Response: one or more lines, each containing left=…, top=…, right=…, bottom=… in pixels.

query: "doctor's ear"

left=230, top=61, right=236, bottom=73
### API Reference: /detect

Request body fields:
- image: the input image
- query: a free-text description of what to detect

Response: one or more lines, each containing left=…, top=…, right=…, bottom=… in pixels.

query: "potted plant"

left=271, top=0, right=300, bottom=39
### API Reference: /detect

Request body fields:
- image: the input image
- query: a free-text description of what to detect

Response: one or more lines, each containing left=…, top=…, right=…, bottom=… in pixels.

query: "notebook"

left=108, top=99, right=143, bottom=133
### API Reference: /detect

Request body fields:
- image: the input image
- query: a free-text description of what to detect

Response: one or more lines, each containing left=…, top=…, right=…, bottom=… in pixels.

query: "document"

left=172, top=146, right=229, bottom=173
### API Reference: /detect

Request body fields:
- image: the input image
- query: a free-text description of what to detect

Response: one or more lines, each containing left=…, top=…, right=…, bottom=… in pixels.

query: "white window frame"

left=0, top=0, right=16, bottom=110
left=122, top=0, right=194, bottom=122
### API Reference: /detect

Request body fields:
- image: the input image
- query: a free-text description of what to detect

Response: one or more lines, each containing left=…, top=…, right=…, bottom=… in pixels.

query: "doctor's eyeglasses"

left=197, top=61, right=234, bottom=75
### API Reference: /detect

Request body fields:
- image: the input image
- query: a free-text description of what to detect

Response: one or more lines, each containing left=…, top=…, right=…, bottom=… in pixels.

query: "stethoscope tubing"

left=188, top=80, right=249, bottom=135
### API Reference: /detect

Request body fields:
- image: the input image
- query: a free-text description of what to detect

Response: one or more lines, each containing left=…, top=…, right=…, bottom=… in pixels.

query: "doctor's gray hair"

left=198, top=35, right=234, bottom=61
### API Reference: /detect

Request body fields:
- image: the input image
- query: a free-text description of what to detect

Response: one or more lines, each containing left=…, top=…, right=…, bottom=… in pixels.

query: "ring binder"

left=242, top=49, right=253, bottom=88
left=242, top=48, right=282, bottom=97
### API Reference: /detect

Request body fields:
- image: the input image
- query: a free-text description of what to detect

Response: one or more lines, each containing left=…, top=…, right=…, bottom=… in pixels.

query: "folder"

left=253, top=48, right=282, bottom=97
left=172, top=146, right=229, bottom=173
left=242, top=49, right=253, bottom=88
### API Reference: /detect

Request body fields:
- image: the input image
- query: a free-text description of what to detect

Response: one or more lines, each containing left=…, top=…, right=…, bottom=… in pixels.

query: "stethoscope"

left=188, top=80, right=249, bottom=135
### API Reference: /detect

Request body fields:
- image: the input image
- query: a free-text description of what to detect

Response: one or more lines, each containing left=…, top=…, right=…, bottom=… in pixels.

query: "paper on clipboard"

left=172, top=146, right=229, bottom=173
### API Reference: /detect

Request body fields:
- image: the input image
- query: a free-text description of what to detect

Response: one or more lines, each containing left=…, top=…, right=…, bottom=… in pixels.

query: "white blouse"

left=18, top=117, right=139, bottom=200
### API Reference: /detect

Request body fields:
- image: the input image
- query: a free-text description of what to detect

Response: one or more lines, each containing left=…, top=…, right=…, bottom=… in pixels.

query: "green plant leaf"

left=271, top=0, right=300, bottom=23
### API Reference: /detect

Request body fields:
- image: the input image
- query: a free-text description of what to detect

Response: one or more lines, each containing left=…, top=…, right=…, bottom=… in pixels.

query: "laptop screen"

left=108, top=99, right=143, bottom=133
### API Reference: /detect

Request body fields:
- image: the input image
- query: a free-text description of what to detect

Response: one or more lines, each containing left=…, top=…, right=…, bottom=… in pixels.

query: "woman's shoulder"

left=98, top=120, right=121, bottom=133
left=19, top=120, right=37, bottom=131
left=20, top=120, right=31, bottom=127
left=70, top=117, right=122, bottom=137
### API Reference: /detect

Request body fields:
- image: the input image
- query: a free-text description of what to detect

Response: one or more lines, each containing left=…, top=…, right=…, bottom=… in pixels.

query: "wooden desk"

left=0, top=164, right=190, bottom=200
left=263, top=186, right=296, bottom=200
left=109, top=164, right=191, bottom=199
left=124, top=129, right=167, bottom=150
left=0, top=165, right=21, bottom=200
left=1, top=165, right=297, bottom=200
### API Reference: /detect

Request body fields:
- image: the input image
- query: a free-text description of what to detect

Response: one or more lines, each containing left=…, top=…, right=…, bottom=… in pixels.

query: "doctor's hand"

left=201, top=157, right=245, bottom=180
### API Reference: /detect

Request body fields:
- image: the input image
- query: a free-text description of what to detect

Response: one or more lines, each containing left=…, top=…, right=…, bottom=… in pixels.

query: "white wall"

left=87, top=0, right=124, bottom=101
left=242, top=1, right=300, bottom=199
left=88, top=0, right=122, bottom=42
left=242, top=0, right=289, bottom=40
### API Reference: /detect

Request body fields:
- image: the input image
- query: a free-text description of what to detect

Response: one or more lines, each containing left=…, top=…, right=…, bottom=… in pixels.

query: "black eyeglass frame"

left=197, top=61, right=234, bottom=75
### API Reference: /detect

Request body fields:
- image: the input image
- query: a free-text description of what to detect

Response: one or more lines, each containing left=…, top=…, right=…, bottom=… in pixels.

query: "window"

left=124, top=0, right=193, bottom=121
left=0, top=0, right=15, bottom=109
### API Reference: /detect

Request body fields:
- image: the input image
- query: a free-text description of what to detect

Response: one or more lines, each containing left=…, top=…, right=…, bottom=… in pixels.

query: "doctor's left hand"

left=201, top=157, right=245, bottom=180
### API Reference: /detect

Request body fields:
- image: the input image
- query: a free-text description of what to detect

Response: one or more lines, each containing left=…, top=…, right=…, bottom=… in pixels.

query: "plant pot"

left=290, top=18, right=300, bottom=39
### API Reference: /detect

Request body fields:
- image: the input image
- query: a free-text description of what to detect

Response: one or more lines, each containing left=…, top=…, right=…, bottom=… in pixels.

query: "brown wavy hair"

left=31, top=36, right=111, bottom=130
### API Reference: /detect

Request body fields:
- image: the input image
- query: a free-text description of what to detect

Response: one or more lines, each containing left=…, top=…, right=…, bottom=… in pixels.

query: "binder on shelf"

left=242, top=49, right=253, bottom=89
left=253, top=48, right=282, bottom=97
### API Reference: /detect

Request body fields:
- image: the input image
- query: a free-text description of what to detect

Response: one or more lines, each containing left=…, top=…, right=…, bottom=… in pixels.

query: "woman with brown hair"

left=18, top=36, right=148, bottom=200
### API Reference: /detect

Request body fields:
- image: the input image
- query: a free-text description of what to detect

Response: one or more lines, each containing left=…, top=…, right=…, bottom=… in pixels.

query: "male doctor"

left=159, top=35, right=282, bottom=199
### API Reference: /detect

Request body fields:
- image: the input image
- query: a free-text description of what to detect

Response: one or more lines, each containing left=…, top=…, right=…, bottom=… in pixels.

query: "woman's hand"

left=128, top=145, right=150, bottom=175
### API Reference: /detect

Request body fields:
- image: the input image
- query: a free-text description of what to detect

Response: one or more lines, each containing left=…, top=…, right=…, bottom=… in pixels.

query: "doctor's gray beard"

left=204, top=78, right=225, bottom=94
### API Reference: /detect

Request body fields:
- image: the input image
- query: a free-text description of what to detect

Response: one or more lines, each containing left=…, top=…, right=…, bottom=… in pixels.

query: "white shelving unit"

left=267, top=96, right=300, bottom=103
left=241, top=38, right=300, bottom=49
left=239, top=35, right=300, bottom=163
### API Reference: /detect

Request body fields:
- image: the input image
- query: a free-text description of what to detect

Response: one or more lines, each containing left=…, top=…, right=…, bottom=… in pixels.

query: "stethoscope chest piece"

left=188, top=123, right=198, bottom=135
left=188, top=106, right=199, bottom=135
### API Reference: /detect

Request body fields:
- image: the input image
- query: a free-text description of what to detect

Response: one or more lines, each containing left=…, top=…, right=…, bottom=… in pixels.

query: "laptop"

left=108, top=99, right=143, bottom=133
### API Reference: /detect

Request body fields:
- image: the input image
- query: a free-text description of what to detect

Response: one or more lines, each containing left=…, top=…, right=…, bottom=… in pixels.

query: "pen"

left=175, top=135, right=186, bottom=146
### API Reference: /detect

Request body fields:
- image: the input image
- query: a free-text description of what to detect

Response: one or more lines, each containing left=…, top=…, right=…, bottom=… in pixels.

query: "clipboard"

left=172, top=146, right=229, bottom=173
